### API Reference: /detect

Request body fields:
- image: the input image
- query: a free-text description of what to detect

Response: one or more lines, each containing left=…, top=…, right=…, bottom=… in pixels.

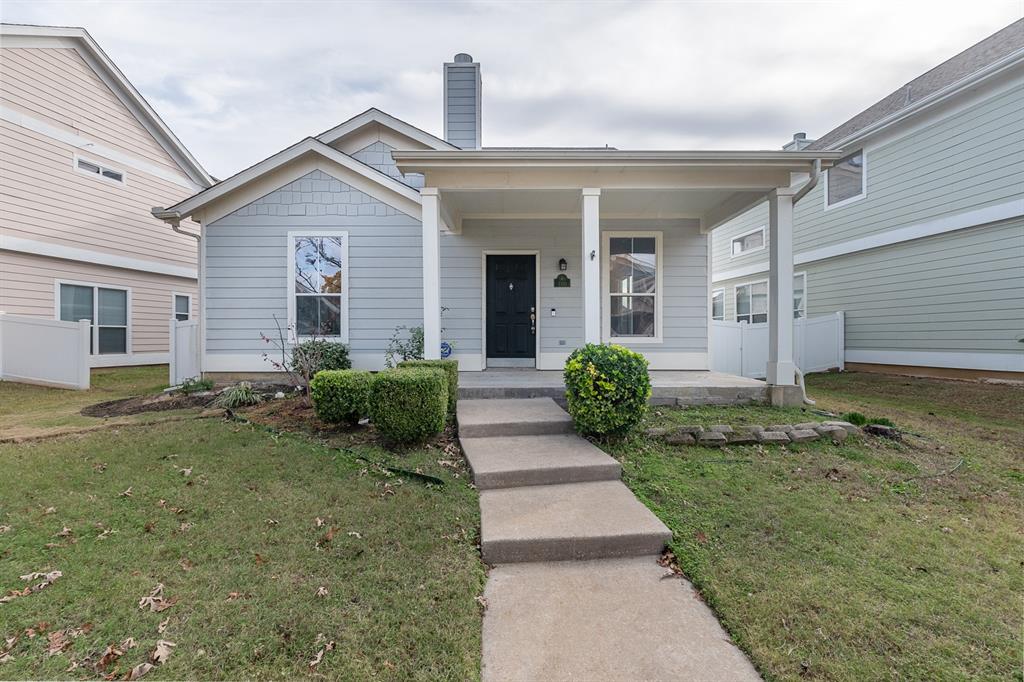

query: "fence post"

left=168, top=318, right=177, bottom=386
left=0, top=311, right=5, bottom=381
left=836, top=311, right=846, bottom=371
left=77, top=319, right=91, bottom=390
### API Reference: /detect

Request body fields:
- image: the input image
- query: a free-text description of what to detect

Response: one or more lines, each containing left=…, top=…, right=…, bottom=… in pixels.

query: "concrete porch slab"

left=482, top=556, right=762, bottom=682
left=480, top=480, right=672, bottom=563
left=462, top=434, right=621, bottom=490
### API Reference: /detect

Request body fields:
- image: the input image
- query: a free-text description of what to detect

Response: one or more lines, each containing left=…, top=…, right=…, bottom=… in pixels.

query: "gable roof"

left=809, top=19, right=1024, bottom=150
left=317, top=107, right=458, bottom=151
left=154, top=136, right=421, bottom=224
left=0, top=23, right=213, bottom=187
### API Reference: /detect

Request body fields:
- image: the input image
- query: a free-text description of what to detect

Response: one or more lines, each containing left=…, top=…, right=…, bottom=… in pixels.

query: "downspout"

left=153, top=208, right=202, bottom=378
left=788, top=160, right=822, bottom=406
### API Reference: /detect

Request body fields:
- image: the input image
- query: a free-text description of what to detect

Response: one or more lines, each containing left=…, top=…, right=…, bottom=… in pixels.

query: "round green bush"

left=397, top=359, right=459, bottom=418
left=369, top=368, right=448, bottom=444
left=291, top=340, right=351, bottom=377
left=310, top=370, right=374, bottom=426
left=564, top=343, right=651, bottom=436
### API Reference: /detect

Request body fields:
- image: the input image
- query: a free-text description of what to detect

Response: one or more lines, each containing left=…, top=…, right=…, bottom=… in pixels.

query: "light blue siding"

left=351, top=140, right=425, bottom=189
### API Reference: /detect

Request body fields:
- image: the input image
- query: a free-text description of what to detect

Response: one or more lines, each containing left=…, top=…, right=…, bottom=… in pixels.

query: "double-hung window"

left=604, top=232, right=661, bottom=341
left=288, top=232, right=349, bottom=341
left=58, top=282, right=128, bottom=354
left=735, top=281, right=768, bottom=324
left=825, top=149, right=865, bottom=207
left=711, top=289, right=725, bottom=321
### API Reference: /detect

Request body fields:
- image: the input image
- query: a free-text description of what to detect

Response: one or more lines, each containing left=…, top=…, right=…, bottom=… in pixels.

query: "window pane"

left=294, top=238, right=319, bottom=294
left=828, top=150, right=864, bottom=205
left=175, top=295, right=190, bottom=316
left=98, top=288, right=127, bottom=326
left=59, top=284, right=93, bottom=323
left=610, top=296, right=655, bottom=337
left=733, top=230, right=764, bottom=255
left=609, top=236, right=656, bottom=294
left=712, top=292, right=724, bottom=320
left=97, top=327, right=126, bottom=354
left=736, top=286, right=750, bottom=317
left=77, top=159, right=100, bottom=174
left=752, top=313, right=768, bottom=324
left=319, top=237, right=343, bottom=294
left=296, top=296, right=318, bottom=336
left=318, top=296, right=342, bottom=336
left=101, top=169, right=123, bottom=182
left=793, top=275, right=805, bottom=319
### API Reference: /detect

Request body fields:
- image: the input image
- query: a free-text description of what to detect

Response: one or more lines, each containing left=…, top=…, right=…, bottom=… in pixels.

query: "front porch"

left=459, top=368, right=766, bottom=405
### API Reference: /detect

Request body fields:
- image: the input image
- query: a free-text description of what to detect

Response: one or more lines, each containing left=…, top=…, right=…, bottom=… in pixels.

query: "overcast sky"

left=3, top=1, right=1020, bottom=178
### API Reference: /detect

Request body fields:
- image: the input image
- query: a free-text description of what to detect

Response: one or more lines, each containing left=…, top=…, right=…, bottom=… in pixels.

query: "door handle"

left=530, top=307, right=536, bottom=335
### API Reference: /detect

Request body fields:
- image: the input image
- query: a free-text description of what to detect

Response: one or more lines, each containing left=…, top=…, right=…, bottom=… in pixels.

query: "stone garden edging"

left=645, top=421, right=860, bottom=447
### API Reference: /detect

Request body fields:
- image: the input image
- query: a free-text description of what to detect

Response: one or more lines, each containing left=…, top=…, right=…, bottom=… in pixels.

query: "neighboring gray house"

left=711, top=20, right=1024, bottom=379
left=152, top=53, right=849, bottom=404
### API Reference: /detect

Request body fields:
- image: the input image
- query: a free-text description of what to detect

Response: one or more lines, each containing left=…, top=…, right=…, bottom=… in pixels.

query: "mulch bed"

left=81, top=392, right=215, bottom=417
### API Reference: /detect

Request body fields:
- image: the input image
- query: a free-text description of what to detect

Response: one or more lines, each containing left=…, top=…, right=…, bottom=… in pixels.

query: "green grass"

left=0, top=366, right=170, bottom=438
left=605, top=372, right=1023, bottom=681
left=0, top=416, right=484, bottom=679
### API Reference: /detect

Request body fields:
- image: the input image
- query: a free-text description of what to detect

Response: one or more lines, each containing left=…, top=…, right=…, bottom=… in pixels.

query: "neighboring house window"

left=711, top=289, right=725, bottom=321
left=826, top=149, right=865, bottom=207
left=731, top=227, right=765, bottom=257
left=173, top=294, right=191, bottom=322
left=75, top=156, right=125, bottom=184
left=287, top=232, right=349, bottom=340
left=604, top=232, right=661, bottom=341
left=735, top=281, right=768, bottom=324
left=58, top=282, right=128, bottom=354
left=793, top=273, right=807, bottom=319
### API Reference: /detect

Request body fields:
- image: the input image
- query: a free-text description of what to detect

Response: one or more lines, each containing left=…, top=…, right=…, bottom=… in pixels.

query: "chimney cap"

left=453, top=53, right=474, bottom=63
left=793, top=132, right=807, bottom=140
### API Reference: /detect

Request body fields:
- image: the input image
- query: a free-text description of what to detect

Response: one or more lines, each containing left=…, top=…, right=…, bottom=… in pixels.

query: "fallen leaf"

left=97, top=643, right=124, bottom=670
left=315, top=586, right=328, bottom=598
left=96, top=528, right=116, bottom=540
left=266, top=518, right=278, bottom=526
left=144, top=521, right=156, bottom=533
left=253, top=553, right=264, bottom=566
left=93, top=462, right=107, bottom=472
left=119, top=487, right=133, bottom=498
left=179, top=467, right=192, bottom=477
left=0, top=525, right=11, bottom=533
left=138, top=584, right=178, bottom=612
left=46, top=630, right=71, bottom=656
left=695, top=531, right=708, bottom=544
left=125, top=662, right=153, bottom=680
left=346, top=531, right=362, bottom=539
left=43, top=507, right=56, bottom=515
left=120, top=637, right=137, bottom=650
left=157, top=618, right=169, bottom=634
left=314, top=517, right=325, bottom=528
left=225, top=592, right=244, bottom=601
left=149, top=640, right=175, bottom=665
left=156, top=500, right=166, bottom=508
left=178, top=522, right=194, bottom=532
left=475, top=595, right=488, bottom=609
left=308, top=639, right=334, bottom=670
left=178, top=558, right=194, bottom=572
left=55, top=527, right=73, bottom=538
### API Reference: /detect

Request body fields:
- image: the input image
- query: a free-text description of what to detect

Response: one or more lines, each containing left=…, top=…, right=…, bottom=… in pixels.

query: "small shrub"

left=310, top=370, right=374, bottom=426
left=385, top=325, right=424, bottom=368
left=397, top=359, right=459, bottom=417
left=291, top=339, right=351, bottom=376
left=369, top=368, right=447, bottom=445
left=564, top=343, right=651, bottom=436
left=842, top=411, right=868, bottom=426
left=869, top=416, right=896, bottom=428
left=215, top=382, right=264, bottom=408
left=180, top=376, right=214, bottom=394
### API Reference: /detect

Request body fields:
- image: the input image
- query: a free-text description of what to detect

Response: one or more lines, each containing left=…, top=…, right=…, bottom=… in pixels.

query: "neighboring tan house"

left=153, top=53, right=841, bottom=404
left=711, top=19, right=1024, bottom=379
left=0, top=24, right=212, bottom=367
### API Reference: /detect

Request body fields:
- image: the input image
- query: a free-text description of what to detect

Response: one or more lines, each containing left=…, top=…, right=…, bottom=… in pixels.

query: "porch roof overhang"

left=394, top=149, right=844, bottom=233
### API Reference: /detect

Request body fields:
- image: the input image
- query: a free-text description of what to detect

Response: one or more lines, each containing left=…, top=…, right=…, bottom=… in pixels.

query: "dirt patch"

left=81, top=392, right=215, bottom=417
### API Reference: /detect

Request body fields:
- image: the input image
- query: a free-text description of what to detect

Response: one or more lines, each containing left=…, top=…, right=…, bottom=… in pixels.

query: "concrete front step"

left=480, top=480, right=672, bottom=564
left=462, top=434, right=621, bottom=490
left=457, top=398, right=574, bottom=438
left=482, top=557, right=762, bottom=682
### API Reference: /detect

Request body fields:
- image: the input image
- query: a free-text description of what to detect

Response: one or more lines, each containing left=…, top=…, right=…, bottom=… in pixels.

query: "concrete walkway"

left=458, top=398, right=761, bottom=682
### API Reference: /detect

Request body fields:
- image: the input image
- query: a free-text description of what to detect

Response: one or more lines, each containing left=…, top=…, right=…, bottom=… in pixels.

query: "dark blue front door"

left=486, top=255, right=536, bottom=359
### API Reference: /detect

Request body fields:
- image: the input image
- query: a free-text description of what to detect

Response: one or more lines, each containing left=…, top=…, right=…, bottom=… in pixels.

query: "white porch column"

left=767, top=188, right=796, bottom=385
left=421, top=188, right=442, bottom=359
left=582, top=188, right=601, bottom=344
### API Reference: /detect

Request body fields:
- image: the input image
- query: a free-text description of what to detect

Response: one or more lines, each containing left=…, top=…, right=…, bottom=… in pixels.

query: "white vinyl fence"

left=168, top=318, right=200, bottom=386
left=0, top=312, right=91, bottom=390
left=711, top=312, right=845, bottom=379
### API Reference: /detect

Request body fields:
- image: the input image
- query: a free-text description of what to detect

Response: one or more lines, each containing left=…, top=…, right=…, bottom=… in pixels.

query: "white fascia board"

left=160, top=138, right=422, bottom=221
left=393, top=149, right=844, bottom=167
left=0, top=24, right=213, bottom=187
left=712, top=198, right=1024, bottom=283
left=1, top=234, right=198, bottom=279
left=317, top=108, right=457, bottom=151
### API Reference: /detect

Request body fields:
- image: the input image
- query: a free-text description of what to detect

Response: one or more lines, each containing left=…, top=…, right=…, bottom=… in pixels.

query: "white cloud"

left=3, top=0, right=1019, bottom=177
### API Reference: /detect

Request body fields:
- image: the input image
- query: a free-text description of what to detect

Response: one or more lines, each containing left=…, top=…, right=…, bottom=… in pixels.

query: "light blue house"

left=154, top=53, right=846, bottom=404
left=711, top=20, right=1024, bottom=379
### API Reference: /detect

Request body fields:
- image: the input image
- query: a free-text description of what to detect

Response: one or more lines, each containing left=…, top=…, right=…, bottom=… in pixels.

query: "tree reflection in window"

left=294, top=236, right=343, bottom=336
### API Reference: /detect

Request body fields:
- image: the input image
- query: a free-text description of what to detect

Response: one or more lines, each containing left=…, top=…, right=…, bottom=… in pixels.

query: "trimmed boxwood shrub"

left=564, top=343, right=651, bottom=436
left=310, top=370, right=374, bottom=426
left=369, top=368, right=447, bottom=444
left=397, top=359, right=459, bottom=417
left=291, top=340, right=351, bottom=377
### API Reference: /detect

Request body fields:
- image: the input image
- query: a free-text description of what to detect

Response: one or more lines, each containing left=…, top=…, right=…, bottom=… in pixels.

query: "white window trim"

left=711, top=288, right=725, bottom=321
left=729, top=226, right=766, bottom=259
left=823, top=148, right=866, bottom=211
left=53, top=279, right=132, bottom=356
left=601, top=231, right=663, bottom=344
left=734, top=278, right=769, bottom=325
left=286, top=231, right=350, bottom=344
left=793, top=271, right=807, bottom=319
left=172, top=292, right=192, bottom=322
left=73, top=154, right=127, bottom=186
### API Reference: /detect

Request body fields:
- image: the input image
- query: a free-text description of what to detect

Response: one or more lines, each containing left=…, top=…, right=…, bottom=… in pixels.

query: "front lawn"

left=0, top=399, right=484, bottom=678
left=605, top=372, right=1022, bottom=681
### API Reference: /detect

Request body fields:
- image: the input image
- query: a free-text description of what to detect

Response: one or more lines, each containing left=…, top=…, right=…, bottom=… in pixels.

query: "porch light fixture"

left=558, top=258, right=567, bottom=271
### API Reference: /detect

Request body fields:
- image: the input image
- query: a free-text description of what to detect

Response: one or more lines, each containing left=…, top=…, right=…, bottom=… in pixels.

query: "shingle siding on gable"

left=205, top=169, right=423, bottom=365
left=350, top=141, right=425, bottom=189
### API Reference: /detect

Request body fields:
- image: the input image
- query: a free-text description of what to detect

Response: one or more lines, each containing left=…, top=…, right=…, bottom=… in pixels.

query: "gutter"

left=153, top=207, right=203, bottom=377
left=791, top=159, right=821, bottom=205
